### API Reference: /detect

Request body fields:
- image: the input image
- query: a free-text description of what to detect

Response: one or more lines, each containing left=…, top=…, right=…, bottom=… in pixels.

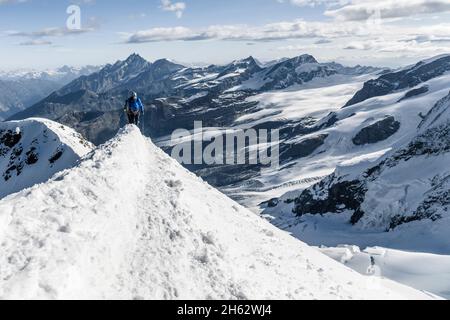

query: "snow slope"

left=157, top=72, right=379, bottom=208
left=318, top=246, right=450, bottom=300
left=0, top=118, right=93, bottom=199
left=256, top=64, right=450, bottom=212
left=0, top=125, right=434, bottom=300
left=289, top=88, right=450, bottom=234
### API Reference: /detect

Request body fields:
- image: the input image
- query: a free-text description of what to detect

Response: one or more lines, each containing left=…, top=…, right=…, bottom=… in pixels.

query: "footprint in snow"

left=262, top=229, right=274, bottom=237
left=201, top=232, right=215, bottom=245
left=165, top=179, right=183, bottom=189
left=58, top=225, right=71, bottom=233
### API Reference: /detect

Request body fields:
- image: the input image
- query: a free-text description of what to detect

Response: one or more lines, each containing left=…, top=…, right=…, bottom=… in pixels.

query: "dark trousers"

left=127, top=111, right=140, bottom=125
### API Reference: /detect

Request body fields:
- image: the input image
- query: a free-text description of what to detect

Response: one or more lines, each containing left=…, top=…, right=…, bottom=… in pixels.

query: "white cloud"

left=276, top=0, right=345, bottom=8
left=326, top=0, right=450, bottom=21
left=120, top=14, right=450, bottom=65
left=9, top=26, right=95, bottom=38
left=342, top=37, right=450, bottom=56
left=122, top=20, right=364, bottom=43
left=19, top=39, right=52, bottom=46
left=0, top=0, right=27, bottom=4
left=160, top=0, right=186, bottom=18
left=278, top=0, right=450, bottom=20
left=7, top=15, right=99, bottom=47
left=123, top=27, right=198, bottom=43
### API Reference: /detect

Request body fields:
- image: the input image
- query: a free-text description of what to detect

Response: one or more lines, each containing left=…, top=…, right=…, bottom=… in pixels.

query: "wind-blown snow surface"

left=257, top=58, right=450, bottom=299
left=246, top=72, right=450, bottom=210
left=318, top=246, right=450, bottom=299
left=0, top=119, right=93, bottom=199
left=0, top=126, right=434, bottom=300
left=157, top=72, right=378, bottom=207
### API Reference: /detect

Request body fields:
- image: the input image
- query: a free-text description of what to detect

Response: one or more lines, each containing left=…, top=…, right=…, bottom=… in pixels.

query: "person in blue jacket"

left=124, top=91, right=144, bottom=125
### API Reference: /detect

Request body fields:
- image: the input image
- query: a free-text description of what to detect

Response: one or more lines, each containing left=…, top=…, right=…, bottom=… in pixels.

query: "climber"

left=124, top=91, right=144, bottom=126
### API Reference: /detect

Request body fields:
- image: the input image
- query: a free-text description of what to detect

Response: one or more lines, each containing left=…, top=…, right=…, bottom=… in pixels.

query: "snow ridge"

left=0, top=118, right=93, bottom=199
left=0, top=125, right=435, bottom=299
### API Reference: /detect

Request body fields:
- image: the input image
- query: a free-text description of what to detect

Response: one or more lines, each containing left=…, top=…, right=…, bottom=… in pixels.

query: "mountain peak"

left=57, top=65, right=73, bottom=73
left=152, top=58, right=183, bottom=67
left=0, top=118, right=93, bottom=199
left=230, top=56, right=259, bottom=67
left=344, top=53, right=450, bottom=107
left=123, top=53, right=149, bottom=67
left=292, top=54, right=318, bottom=64
left=148, top=58, right=185, bottom=74
left=243, top=56, right=257, bottom=63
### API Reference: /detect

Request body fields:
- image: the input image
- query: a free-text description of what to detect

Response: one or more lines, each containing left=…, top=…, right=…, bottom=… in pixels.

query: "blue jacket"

left=126, top=97, right=144, bottom=113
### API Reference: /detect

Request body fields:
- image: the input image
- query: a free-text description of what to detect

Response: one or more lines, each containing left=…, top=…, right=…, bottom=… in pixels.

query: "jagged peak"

left=152, top=58, right=183, bottom=67
left=290, top=54, right=318, bottom=64
left=105, top=54, right=149, bottom=70
left=125, top=53, right=148, bottom=63
left=242, top=56, right=258, bottom=64
left=395, top=54, right=450, bottom=74
left=418, top=90, right=450, bottom=130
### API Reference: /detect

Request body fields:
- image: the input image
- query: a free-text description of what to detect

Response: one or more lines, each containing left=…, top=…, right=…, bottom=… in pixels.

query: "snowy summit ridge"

left=0, top=118, right=93, bottom=199
left=0, top=125, right=435, bottom=299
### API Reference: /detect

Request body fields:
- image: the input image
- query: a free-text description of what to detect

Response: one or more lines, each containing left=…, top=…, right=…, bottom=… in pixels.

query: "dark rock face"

left=1, top=134, right=40, bottom=181
left=1, top=120, right=93, bottom=199
left=260, top=55, right=337, bottom=91
left=259, top=198, right=280, bottom=208
left=3, top=163, right=23, bottom=181
left=118, top=58, right=185, bottom=96
left=388, top=173, right=450, bottom=230
left=1, top=130, right=23, bottom=181
left=344, top=78, right=395, bottom=107
left=318, top=113, right=339, bottom=130
left=280, top=134, right=328, bottom=163
left=194, top=164, right=261, bottom=188
left=57, top=53, right=151, bottom=95
left=25, top=147, right=39, bottom=165
left=398, top=85, right=429, bottom=102
left=352, top=116, right=400, bottom=145
left=217, top=57, right=262, bottom=81
left=293, top=176, right=367, bottom=224
left=49, top=149, right=64, bottom=164
left=0, top=129, right=22, bottom=148
left=267, top=198, right=280, bottom=207
left=344, top=55, right=450, bottom=107
left=293, top=93, right=450, bottom=230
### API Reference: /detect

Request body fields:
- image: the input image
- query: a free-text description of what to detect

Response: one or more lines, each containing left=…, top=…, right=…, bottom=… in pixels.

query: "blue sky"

left=1, top=0, right=450, bottom=70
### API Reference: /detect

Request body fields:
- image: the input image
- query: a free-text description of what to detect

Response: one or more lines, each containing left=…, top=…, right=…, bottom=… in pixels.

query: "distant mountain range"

left=0, top=65, right=101, bottom=83
left=4, top=54, right=450, bottom=272
left=0, top=65, right=101, bottom=121
left=2, top=53, right=450, bottom=299
left=5, top=54, right=386, bottom=194
left=7, top=53, right=382, bottom=141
